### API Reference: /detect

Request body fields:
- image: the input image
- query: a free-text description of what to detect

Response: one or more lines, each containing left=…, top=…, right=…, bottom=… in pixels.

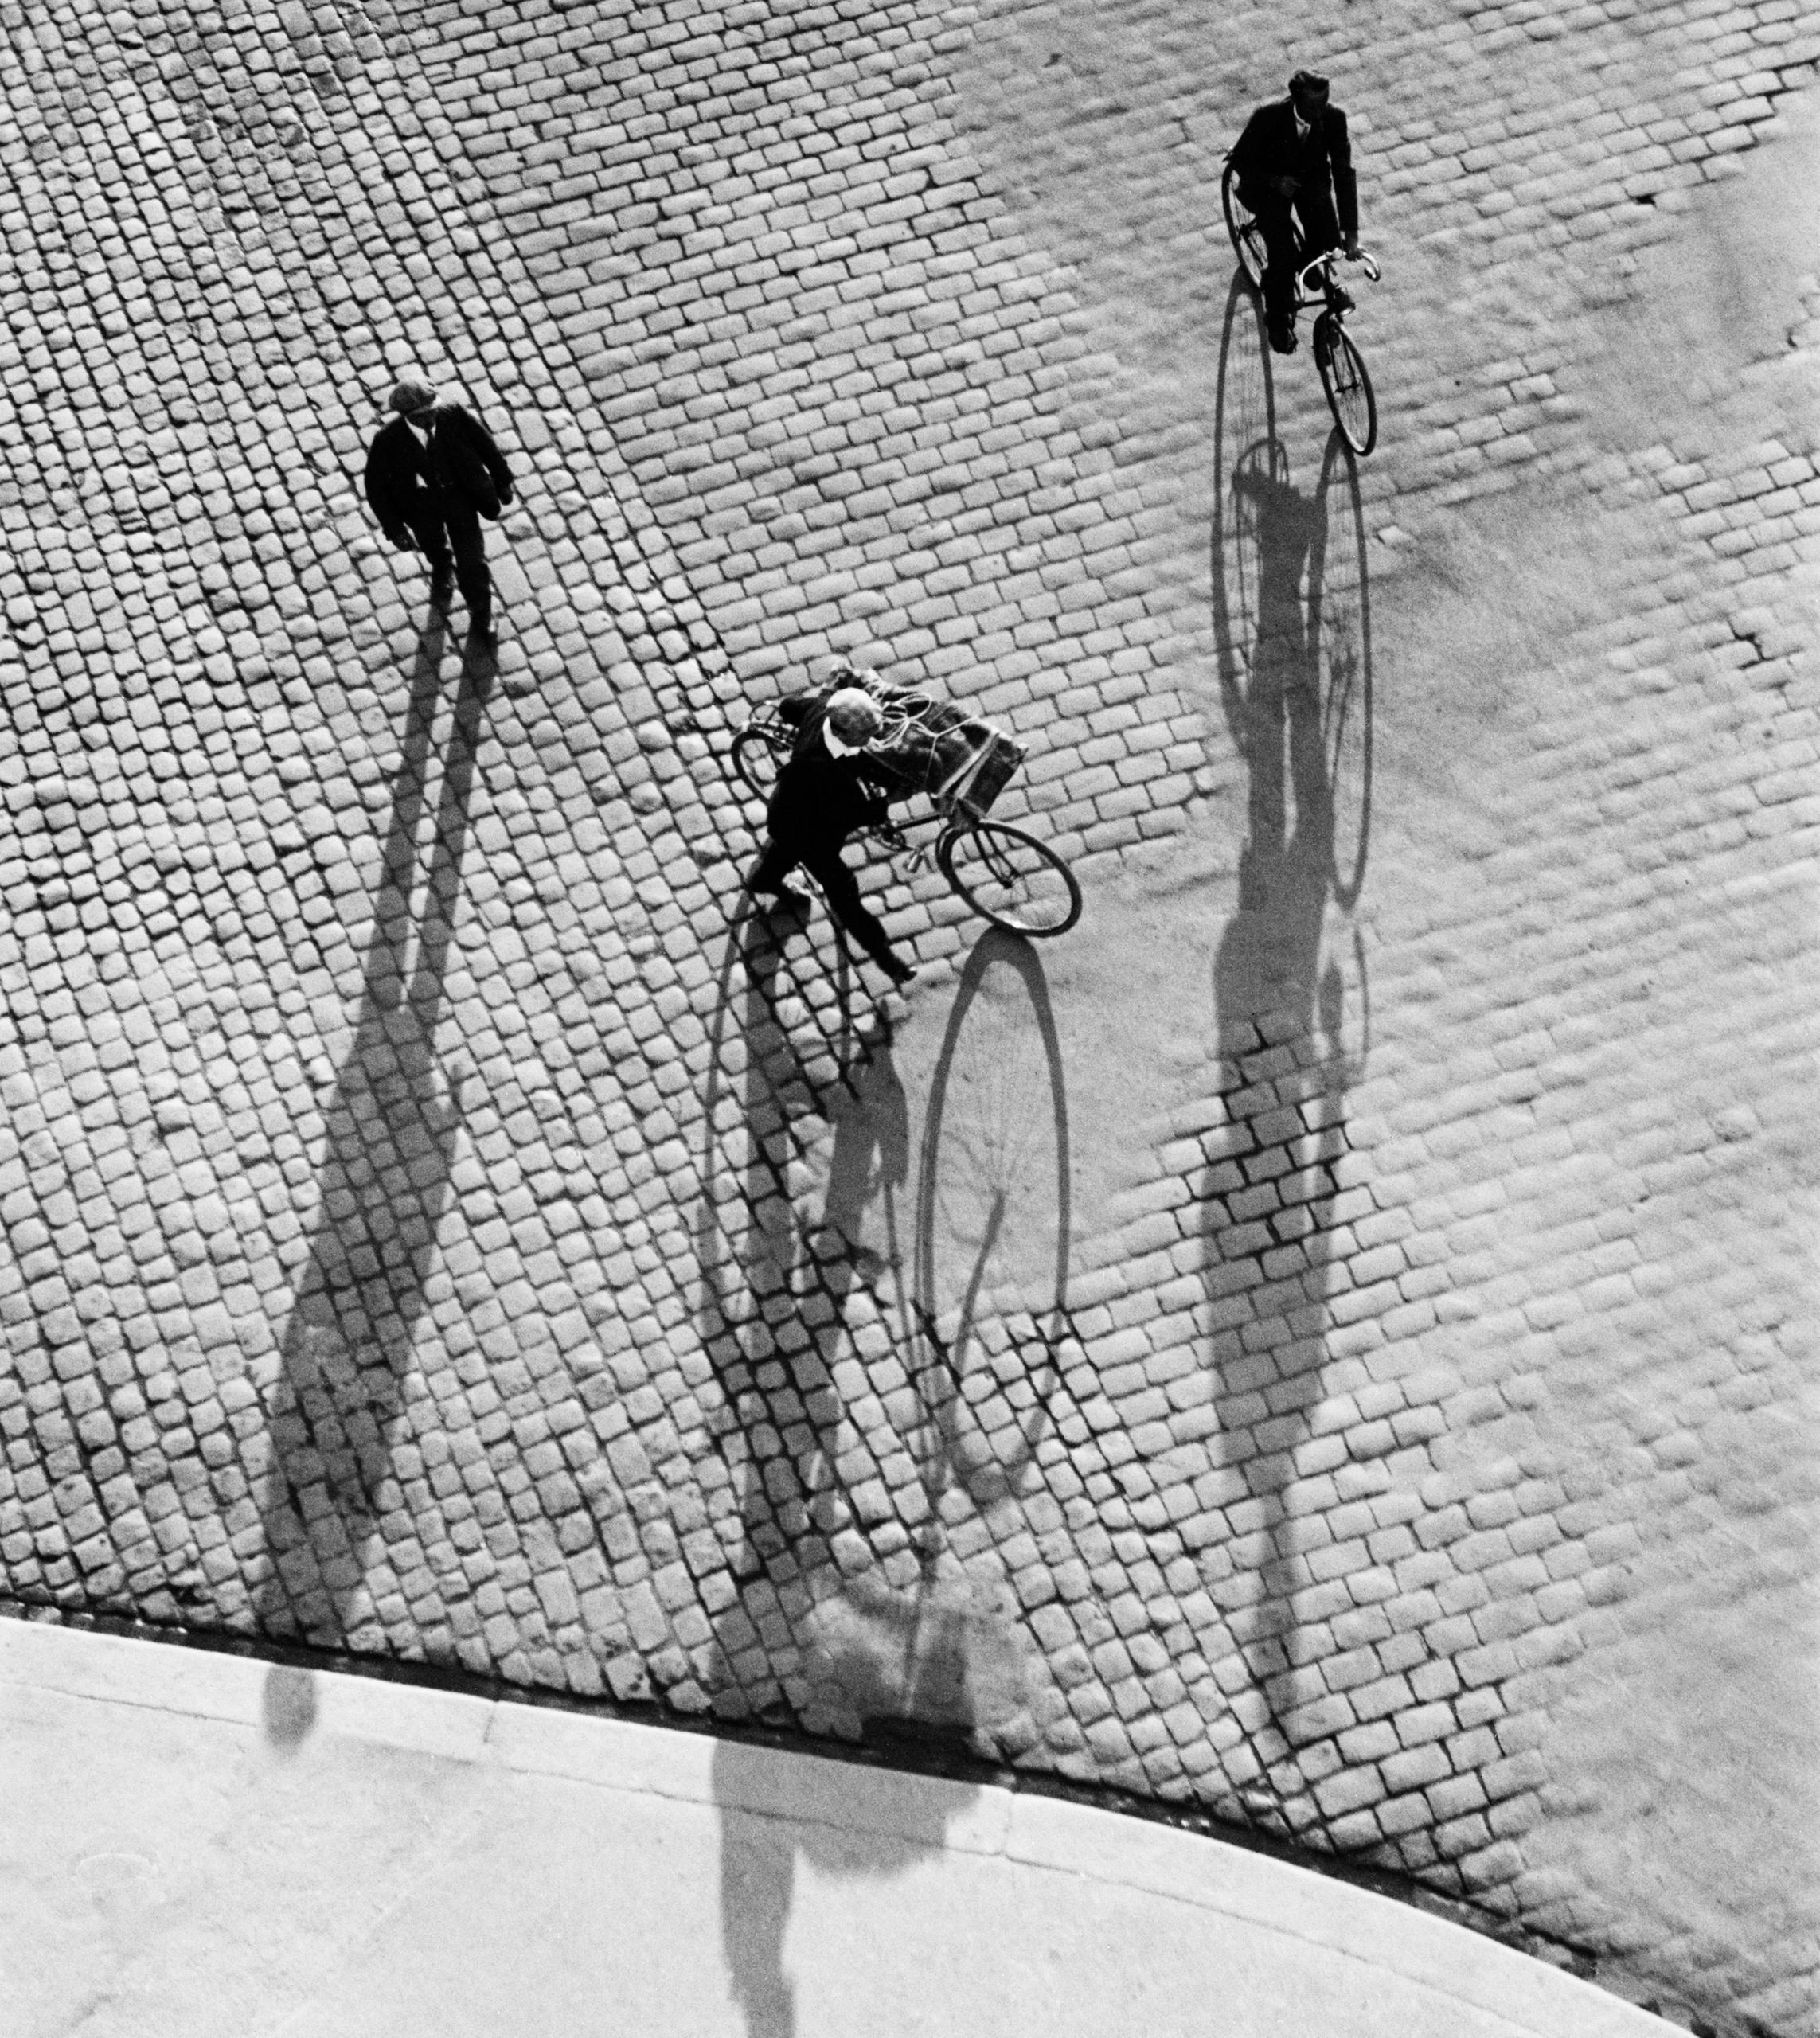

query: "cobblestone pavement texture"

left=0, top=0, right=1815, bottom=2031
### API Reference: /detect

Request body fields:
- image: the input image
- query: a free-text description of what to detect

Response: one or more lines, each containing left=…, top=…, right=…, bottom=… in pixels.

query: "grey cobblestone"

left=0, top=0, right=1814, bottom=2032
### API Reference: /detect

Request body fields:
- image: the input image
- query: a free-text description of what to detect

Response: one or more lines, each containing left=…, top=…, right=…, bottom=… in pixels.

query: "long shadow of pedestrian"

left=255, top=619, right=488, bottom=1679
left=1207, top=269, right=1374, bottom=1845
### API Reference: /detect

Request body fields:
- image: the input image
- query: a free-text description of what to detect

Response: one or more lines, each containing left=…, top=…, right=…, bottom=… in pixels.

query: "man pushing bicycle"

left=747, top=677, right=918, bottom=987
left=1228, top=68, right=1362, bottom=357
left=733, top=664, right=1080, bottom=947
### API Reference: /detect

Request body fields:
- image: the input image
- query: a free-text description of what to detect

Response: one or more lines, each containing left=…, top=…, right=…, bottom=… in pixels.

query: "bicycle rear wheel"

left=1314, top=315, right=1377, bottom=456
left=1221, top=160, right=1269, bottom=291
left=937, top=820, right=1082, bottom=937
left=730, top=719, right=791, bottom=801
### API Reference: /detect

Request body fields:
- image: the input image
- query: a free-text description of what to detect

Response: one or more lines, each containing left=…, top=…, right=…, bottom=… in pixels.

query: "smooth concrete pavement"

left=0, top=1614, right=1665, bottom=2038
left=3, top=6, right=1818, bottom=2032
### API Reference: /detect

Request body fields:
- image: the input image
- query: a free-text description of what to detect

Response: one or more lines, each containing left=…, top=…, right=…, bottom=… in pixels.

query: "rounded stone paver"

left=0, top=5, right=1816, bottom=2036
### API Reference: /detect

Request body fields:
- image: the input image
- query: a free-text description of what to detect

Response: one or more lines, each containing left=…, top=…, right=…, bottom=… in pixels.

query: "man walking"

left=363, top=380, right=514, bottom=654
left=1229, top=69, right=1361, bottom=356
left=748, top=684, right=917, bottom=987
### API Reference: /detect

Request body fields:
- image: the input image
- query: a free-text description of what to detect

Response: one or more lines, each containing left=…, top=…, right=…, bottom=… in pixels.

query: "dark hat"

left=388, top=379, right=437, bottom=415
left=1289, top=68, right=1330, bottom=102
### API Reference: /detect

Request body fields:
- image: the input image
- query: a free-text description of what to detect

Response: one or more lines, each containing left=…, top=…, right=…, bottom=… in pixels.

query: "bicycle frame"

left=732, top=706, right=1085, bottom=938
left=860, top=810, right=936, bottom=869
left=1220, top=158, right=1382, bottom=456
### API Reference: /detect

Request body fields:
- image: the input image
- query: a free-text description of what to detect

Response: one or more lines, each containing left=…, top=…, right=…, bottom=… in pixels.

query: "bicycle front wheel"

left=1314, top=316, right=1377, bottom=456
left=729, top=719, right=791, bottom=802
left=1221, top=160, right=1269, bottom=291
left=937, top=820, right=1082, bottom=938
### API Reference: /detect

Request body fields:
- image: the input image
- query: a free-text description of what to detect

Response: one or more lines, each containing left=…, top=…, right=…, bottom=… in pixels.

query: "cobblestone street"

left=1, top=1, right=1815, bottom=2032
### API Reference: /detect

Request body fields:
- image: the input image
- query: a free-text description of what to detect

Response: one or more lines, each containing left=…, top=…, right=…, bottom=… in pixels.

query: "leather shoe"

left=1267, top=321, right=1297, bottom=356
left=881, top=955, right=916, bottom=986
left=753, top=886, right=809, bottom=912
left=428, top=574, right=455, bottom=612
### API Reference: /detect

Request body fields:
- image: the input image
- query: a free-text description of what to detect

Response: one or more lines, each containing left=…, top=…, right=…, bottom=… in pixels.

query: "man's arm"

left=362, top=434, right=410, bottom=545
left=1328, top=107, right=1360, bottom=248
left=1228, top=104, right=1274, bottom=184
left=452, top=407, right=514, bottom=505
left=1234, top=103, right=1303, bottom=200
left=857, top=751, right=914, bottom=805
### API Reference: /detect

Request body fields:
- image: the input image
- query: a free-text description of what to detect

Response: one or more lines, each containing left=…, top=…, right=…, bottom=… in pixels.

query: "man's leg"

left=445, top=508, right=494, bottom=637
left=1240, top=185, right=1300, bottom=339
left=794, top=836, right=912, bottom=980
left=1298, top=190, right=1341, bottom=262
left=748, top=836, right=804, bottom=900
left=1295, top=191, right=1351, bottom=308
left=405, top=514, right=455, bottom=607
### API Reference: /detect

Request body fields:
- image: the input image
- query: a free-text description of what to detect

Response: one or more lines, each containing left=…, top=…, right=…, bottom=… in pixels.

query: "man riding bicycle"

left=748, top=679, right=917, bottom=987
left=1229, top=68, right=1361, bottom=357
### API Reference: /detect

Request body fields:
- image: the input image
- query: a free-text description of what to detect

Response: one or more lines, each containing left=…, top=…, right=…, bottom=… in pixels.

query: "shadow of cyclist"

left=691, top=910, right=863, bottom=1638
left=1208, top=270, right=1375, bottom=1848
left=691, top=916, right=990, bottom=2038
left=910, top=929, right=1072, bottom=1527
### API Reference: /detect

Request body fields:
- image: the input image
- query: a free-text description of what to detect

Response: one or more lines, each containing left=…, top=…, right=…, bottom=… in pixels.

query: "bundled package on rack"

left=857, top=683, right=1027, bottom=818
left=772, top=672, right=1026, bottom=818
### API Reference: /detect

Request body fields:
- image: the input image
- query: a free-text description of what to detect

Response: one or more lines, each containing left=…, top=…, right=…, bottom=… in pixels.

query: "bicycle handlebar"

left=1298, top=247, right=1381, bottom=291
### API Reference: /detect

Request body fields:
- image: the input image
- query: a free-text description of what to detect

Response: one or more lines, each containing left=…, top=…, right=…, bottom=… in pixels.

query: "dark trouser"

left=751, top=831, right=900, bottom=970
left=406, top=504, right=492, bottom=631
left=1240, top=182, right=1341, bottom=328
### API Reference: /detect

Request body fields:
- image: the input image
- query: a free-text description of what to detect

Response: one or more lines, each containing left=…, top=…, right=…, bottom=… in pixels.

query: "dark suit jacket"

left=768, top=697, right=899, bottom=844
left=363, top=405, right=514, bottom=540
left=1230, top=99, right=1358, bottom=240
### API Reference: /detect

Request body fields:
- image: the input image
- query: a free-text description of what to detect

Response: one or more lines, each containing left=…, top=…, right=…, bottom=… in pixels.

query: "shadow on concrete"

left=1207, top=270, right=1374, bottom=1845
left=693, top=908, right=992, bottom=2036
left=693, top=919, right=1085, bottom=2033
left=253, top=619, right=488, bottom=1685
left=260, top=1660, right=318, bottom=1752
left=713, top=1728, right=982, bottom=2038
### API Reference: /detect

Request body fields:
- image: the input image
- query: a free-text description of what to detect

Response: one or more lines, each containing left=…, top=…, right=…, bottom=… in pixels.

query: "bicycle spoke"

left=938, top=821, right=1082, bottom=937
left=1316, top=323, right=1377, bottom=457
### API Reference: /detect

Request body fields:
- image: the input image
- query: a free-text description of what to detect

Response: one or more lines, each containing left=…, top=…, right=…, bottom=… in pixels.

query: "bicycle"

left=729, top=699, right=1084, bottom=939
left=1220, top=158, right=1381, bottom=457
